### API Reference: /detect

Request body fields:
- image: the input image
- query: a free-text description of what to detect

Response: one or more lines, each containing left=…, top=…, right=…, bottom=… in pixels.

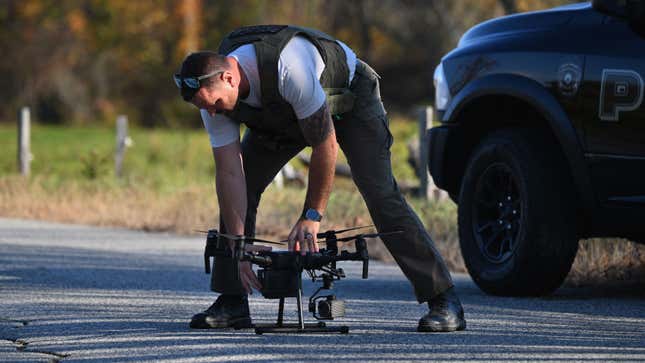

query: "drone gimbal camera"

left=202, top=226, right=402, bottom=334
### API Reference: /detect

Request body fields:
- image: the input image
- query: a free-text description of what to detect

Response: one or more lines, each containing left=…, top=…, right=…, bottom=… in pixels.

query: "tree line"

left=0, top=0, right=574, bottom=127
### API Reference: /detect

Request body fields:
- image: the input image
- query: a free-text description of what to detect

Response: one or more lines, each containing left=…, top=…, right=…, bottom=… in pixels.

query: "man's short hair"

left=178, top=51, right=229, bottom=101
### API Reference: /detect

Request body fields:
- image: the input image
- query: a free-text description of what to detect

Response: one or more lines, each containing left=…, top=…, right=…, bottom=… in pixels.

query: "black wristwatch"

left=302, top=208, right=323, bottom=222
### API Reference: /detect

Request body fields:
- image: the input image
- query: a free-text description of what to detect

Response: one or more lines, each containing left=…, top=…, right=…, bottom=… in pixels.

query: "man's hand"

left=239, top=261, right=260, bottom=295
left=232, top=243, right=272, bottom=295
left=287, top=218, right=321, bottom=255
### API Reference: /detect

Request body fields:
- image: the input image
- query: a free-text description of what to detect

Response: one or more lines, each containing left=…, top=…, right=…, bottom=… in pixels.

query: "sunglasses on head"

left=173, top=70, right=224, bottom=89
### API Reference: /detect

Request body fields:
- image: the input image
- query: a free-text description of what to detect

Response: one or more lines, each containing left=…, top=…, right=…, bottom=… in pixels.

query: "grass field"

left=1, top=119, right=643, bottom=287
left=0, top=117, right=455, bottom=259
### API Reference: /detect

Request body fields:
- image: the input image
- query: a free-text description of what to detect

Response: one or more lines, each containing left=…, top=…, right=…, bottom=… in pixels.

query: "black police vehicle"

left=428, top=0, right=645, bottom=296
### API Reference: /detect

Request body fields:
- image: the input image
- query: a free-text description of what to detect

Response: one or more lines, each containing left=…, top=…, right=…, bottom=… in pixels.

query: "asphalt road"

left=1, top=218, right=644, bottom=362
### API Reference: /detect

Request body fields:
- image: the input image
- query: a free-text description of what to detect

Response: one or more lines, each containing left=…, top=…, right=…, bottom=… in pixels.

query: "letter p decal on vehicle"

left=599, top=69, right=644, bottom=122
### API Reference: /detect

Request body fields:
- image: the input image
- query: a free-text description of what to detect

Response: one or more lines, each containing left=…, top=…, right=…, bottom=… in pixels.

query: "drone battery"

left=258, top=269, right=300, bottom=298
left=317, top=296, right=345, bottom=319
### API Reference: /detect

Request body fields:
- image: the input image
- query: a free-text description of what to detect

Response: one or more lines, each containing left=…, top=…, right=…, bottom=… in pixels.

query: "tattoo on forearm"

left=298, top=102, right=334, bottom=146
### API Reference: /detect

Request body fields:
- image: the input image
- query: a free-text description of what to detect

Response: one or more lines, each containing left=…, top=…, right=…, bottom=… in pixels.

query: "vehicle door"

left=582, top=16, right=645, bottom=206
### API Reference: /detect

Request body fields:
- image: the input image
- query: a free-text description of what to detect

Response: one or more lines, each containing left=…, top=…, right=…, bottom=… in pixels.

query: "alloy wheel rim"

left=471, top=163, right=522, bottom=264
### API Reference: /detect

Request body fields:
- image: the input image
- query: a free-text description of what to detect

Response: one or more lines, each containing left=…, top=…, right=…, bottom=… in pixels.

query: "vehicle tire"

left=458, top=128, right=579, bottom=296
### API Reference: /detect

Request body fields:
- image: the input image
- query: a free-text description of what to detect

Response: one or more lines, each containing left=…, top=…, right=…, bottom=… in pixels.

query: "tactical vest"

left=218, top=25, right=355, bottom=147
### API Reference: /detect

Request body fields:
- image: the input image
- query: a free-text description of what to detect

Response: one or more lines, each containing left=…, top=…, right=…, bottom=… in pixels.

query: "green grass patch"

left=0, top=115, right=422, bottom=192
left=0, top=124, right=215, bottom=192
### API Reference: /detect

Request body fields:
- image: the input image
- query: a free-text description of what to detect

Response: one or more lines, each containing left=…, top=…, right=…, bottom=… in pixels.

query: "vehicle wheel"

left=458, top=128, right=579, bottom=296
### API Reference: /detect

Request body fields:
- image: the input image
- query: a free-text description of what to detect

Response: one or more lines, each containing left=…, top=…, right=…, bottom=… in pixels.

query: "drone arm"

left=241, top=253, right=273, bottom=267
left=355, top=237, right=369, bottom=279
left=362, top=258, right=369, bottom=279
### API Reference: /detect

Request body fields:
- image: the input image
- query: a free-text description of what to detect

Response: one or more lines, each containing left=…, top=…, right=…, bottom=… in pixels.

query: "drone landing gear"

left=254, top=288, right=349, bottom=335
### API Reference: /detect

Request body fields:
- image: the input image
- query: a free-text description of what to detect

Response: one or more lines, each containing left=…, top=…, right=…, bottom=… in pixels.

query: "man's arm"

left=213, top=141, right=264, bottom=294
left=299, top=101, right=338, bottom=215
left=213, top=140, right=246, bottom=236
left=288, top=102, right=338, bottom=253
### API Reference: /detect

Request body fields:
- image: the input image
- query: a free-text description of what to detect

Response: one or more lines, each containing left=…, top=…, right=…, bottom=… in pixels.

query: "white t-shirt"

left=201, top=36, right=357, bottom=148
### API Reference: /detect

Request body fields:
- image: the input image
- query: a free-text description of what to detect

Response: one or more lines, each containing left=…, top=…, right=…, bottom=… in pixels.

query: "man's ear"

left=222, top=71, right=236, bottom=88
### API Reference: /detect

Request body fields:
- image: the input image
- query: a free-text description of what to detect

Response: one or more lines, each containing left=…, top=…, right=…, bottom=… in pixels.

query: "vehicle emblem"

left=557, top=63, right=581, bottom=97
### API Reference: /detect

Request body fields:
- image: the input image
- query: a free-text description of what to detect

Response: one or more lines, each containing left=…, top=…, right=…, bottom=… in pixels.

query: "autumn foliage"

left=0, top=0, right=575, bottom=126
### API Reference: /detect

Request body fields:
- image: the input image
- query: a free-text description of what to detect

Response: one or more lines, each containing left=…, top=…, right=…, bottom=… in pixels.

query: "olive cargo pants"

left=211, top=60, right=453, bottom=302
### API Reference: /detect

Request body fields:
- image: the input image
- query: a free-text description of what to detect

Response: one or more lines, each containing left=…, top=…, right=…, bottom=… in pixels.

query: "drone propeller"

left=279, top=225, right=374, bottom=243
left=319, top=230, right=405, bottom=244
left=196, top=226, right=396, bottom=247
left=195, top=230, right=285, bottom=246
left=322, top=225, right=374, bottom=236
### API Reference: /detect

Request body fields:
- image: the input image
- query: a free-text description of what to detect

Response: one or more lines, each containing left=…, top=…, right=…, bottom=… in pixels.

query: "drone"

left=199, top=225, right=403, bottom=334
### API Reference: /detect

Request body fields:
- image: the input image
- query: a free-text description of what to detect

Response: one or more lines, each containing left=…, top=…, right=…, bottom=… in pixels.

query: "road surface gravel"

left=1, top=218, right=643, bottom=362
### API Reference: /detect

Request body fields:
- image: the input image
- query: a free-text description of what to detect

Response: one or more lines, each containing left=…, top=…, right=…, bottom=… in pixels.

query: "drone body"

left=201, top=226, right=402, bottom=334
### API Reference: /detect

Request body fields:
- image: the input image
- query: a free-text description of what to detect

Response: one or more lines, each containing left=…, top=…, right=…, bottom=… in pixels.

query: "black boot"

left=418, top=287, right=466, bottom=332
left=190, top=295, right=252, bottom=329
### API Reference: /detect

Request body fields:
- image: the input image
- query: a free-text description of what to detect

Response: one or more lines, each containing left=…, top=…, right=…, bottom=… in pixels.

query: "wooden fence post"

left=17, top=107, right=32, bottom=176
left=115, top=115, right=128, bottom=178
left=418, top=106, right=449, bottom=201
left=418, top=106, right=433, bottom=199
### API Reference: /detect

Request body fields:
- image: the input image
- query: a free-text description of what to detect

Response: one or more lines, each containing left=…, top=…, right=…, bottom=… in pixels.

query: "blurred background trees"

left=0, top=0, right=576, bottom=127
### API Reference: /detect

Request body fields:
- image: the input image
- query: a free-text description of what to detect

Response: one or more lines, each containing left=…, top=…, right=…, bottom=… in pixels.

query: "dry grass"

left=2, top=175, right=644, bottom=288
left=0, top=176, right=217, bottom=233
left=567, top=238, right=645, bottom=287
left=0, top=174, right=460, bottom=263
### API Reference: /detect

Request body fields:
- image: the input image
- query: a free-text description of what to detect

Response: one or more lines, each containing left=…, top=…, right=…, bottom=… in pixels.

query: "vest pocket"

left=325, top=88, right=356, bottom=116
